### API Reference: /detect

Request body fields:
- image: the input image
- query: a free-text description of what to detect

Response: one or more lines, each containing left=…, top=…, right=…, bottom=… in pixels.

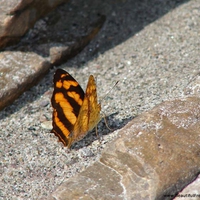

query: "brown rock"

left=0, top=51, right=50, bottom=110
left=0, top=0, right=69, bottom=49
left=48, top=97, right=200, bottom=200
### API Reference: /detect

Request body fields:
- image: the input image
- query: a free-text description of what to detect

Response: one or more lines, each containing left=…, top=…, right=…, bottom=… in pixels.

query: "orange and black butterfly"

left=51, top=69, right=101, bottom=148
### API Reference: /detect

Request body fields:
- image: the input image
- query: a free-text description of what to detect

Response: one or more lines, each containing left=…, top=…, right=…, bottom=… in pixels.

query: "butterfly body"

left=51, top=69, right=101, bottom=148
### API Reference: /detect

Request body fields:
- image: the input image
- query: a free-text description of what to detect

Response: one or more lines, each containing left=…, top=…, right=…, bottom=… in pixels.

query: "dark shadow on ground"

left=71, top=113, right=133, bottom=150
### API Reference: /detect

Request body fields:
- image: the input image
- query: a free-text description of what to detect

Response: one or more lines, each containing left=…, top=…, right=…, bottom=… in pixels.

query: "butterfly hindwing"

left=72, top=75, right=101, bottom=144
left=86, top=75, right=101, bottom=131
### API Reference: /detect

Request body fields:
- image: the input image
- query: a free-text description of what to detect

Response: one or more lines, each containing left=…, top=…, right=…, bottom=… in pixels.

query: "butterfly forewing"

left=51, top=69, right=84, bottom=146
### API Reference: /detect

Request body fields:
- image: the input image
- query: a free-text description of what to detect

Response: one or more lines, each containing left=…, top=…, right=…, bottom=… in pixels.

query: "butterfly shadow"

left=71, top=112, right=133, bottom=150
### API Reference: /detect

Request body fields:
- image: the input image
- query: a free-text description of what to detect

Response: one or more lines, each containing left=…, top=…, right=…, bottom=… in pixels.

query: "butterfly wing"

left=86, top=75, right=101, bottom=131
left=51, top=69, right=85, bottom=146
left=71, top=75, right=101, bottom=146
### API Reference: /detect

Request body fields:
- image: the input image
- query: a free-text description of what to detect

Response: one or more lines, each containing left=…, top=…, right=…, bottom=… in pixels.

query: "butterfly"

left=51, top=69, right=101, bottom=148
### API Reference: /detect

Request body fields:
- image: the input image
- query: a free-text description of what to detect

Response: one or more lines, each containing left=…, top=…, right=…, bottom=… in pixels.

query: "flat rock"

left=0, top=51, right=50, bottom=110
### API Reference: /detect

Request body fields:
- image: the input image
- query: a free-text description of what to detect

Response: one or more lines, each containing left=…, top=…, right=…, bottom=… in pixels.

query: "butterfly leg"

left=102, top=113, right=113, bottom=131
left=67, top=137, right=73, bottom=149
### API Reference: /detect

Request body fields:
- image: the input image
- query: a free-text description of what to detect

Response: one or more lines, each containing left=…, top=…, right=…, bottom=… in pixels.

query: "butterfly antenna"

left=100, top=80, right=119, bottom=103
left=99, top=81, right=119, bottom=131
